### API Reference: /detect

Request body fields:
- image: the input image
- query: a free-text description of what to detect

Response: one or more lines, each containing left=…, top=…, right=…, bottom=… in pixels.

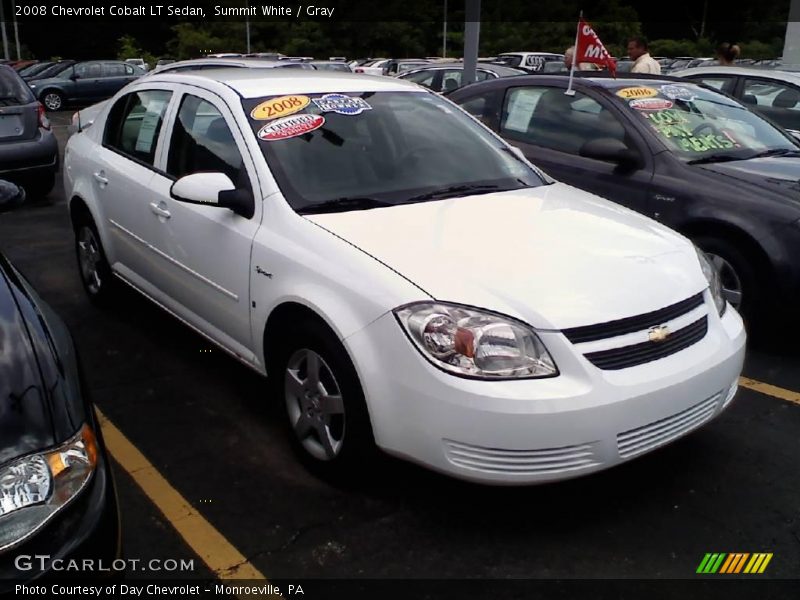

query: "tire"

left=693, top=235, right=764, bottom=327
left=74, top=218, right=116, bottom=305
left=22, top=173, right=55, bottom=199
left=274, top=320, right=377, bottom=482
left=41, top=90, right=64, bottom=112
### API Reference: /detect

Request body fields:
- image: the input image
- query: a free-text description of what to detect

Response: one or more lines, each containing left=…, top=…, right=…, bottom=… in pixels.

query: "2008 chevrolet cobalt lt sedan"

left=63, top=69, right=746, bottom=484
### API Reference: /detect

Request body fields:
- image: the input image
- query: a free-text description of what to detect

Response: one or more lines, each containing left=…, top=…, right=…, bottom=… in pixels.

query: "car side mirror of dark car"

left=579, top=138, right=641, bottom=169
left=0, top=180, right=25, bottom=214
left=170, top=172, right=254, bottom=219
left=69, top=73, right=79, bottom=81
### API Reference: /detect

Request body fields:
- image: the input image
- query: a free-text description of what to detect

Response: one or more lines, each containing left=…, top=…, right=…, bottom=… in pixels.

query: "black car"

left=0, top=180, right=120, bottom=585
left=449, top=73, right=800, bottom=326
left=23, top=59, right=75, bottom=82
left=0, top=65, right=59, bottom=197
left=28, top=60, right=144, bottom=112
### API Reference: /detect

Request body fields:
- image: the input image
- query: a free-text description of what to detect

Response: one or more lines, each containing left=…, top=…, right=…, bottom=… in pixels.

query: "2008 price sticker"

left=251, top=95, right=311, bottom=120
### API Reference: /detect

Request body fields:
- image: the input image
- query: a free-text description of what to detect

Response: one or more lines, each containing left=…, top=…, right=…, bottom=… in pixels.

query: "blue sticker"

left=660, top=85, right=696, bottom=102
left=312, top=93, right=372, bottom=115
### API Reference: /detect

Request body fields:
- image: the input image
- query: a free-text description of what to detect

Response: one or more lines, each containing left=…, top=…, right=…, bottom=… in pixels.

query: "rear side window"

left=104, top=63, right=126, bottom=77
left=104, top=90, right=172, bottom=166
left=0, top=66, right=34, bottom=105
left=166, top=94, right=244, bottom=183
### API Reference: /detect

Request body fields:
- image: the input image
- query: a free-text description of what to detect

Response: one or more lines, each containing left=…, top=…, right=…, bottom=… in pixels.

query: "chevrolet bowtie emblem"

left=648, top=325, right=671, bottom=343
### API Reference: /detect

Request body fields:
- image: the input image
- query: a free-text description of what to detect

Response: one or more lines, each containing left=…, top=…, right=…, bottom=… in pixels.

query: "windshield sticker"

left=629, top=98, right=673, bottom=111
left=251, top=95, right=311, bottom=120
left=312, top=94, right=372, bottom=115
left=642, top=108, right=740, bottom=152
left=660, top=85, right=697, bottom=102
left=257, top=114, right=325, bottom=141
left=616, top=87, right=658, bottom=100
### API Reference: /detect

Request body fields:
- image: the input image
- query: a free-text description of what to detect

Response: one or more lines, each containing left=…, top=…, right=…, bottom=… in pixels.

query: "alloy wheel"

left=707, top=252, right=743, bottom=309
left=77, top=227, right=103, bottom=295
left=43, top=93, right=62, bottom=111
left=284, top=348, right=345, bottom=461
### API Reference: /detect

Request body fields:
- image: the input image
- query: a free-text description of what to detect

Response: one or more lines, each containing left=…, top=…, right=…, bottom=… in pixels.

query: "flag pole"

left=565, top=10, right=582, bottom=96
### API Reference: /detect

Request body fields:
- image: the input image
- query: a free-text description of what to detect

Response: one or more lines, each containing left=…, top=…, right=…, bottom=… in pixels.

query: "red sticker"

left=258, top=114, right=325, bottom=141
left=629, top=98, right=674, bottom=111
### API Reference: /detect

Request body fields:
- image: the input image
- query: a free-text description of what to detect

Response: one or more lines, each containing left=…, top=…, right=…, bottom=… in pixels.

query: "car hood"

left=696, top=156, right=800, bottom=203
left=0, top=256, right=85, bottom=466
left=307, top=184, right=706, bottom=330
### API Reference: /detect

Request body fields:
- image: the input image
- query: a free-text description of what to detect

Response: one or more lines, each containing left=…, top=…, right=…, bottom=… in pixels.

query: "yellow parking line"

left=96, top=408, right=274, bottom=588
left=739, top=377, right=800, bottom=406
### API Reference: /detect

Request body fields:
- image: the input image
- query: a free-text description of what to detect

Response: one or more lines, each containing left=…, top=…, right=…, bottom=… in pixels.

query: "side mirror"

left=69, top=73, right=79, bottom=81
left=170, top=172, right=254, bottom=219
left=579, top=138, right=641, bottom=169
left=0, top=180, right=25, bottom=214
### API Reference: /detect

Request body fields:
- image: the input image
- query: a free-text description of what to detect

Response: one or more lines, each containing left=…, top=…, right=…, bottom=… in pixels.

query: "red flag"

left=575, top=18, right=617, bottom=77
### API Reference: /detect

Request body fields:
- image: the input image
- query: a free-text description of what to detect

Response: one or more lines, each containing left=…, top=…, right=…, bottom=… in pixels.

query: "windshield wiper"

left=403, top=184, right=508, bottom=204
left=297, top=196, right=391, bottom=215
left=744, top=148, right=800, bottom=159
left=687, top=154, right=749, bottom=165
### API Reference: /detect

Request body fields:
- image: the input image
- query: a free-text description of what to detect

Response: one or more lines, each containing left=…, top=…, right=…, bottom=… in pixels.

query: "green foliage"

left=117, top=34, right=156, bottom=68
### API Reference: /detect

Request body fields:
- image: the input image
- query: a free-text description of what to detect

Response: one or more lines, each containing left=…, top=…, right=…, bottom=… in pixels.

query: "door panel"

left=149, top=90, right=261, bottom=352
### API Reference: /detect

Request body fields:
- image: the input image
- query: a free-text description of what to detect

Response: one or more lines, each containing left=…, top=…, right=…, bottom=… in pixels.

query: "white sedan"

left=63, top=69, right=746, bottom=484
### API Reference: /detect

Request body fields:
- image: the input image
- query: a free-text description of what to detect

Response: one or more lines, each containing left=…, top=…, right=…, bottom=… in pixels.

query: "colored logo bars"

left=696, top=553, right=773, bottom=574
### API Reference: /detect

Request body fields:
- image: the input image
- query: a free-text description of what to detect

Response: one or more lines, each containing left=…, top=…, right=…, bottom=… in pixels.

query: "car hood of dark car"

left=0, top=254, right=84, bottom=466
left=696, top=156, right=800, bottom=203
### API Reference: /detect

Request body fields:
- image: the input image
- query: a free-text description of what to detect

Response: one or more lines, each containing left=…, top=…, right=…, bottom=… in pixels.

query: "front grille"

left=617, top=393, right=721, bottom=458
left=584, top=316, right=708, bottom=370
left=443, top=439, right=599, bottom=475
left=562, top=293, right=705, bottom=344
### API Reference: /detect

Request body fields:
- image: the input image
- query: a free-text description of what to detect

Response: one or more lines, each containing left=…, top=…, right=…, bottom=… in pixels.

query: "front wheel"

left=41, top=90, right=64, bottom=112
left=276, top=321, right=376, bottom=481
left=694, top=235, right=762, bottom=325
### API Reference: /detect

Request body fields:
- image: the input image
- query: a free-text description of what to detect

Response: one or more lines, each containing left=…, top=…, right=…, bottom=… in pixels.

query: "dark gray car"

left=0, top=65, right=58, bottom=197
left=29, top=60, right=144, bottom=111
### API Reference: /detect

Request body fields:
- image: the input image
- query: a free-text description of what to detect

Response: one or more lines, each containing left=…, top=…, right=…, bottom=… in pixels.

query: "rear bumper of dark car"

left=0, top=129, right=59, bottom=180
left=0, top=439, right=121, bottom=589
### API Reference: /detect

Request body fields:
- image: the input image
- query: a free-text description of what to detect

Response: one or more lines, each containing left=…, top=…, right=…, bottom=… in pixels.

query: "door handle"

left=93, top=171, right=108, bottom=185
left=149, top=202, right=171, bottom=219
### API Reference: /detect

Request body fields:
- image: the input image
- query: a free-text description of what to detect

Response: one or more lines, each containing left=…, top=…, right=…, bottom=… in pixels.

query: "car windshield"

left=34, top=62, right=72, bottom=79
left=243, top=91, right=546, bottom=213
left=495, top=55, right=523, bottom=68
left=612, top=82, right=798, bottom=160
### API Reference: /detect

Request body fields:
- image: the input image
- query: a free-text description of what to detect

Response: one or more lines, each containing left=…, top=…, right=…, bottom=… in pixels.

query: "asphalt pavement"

left=1, top=111, right=798, bottom=598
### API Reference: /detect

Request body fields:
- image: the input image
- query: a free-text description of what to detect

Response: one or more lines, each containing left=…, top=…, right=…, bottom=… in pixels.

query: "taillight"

left=37, top=103, right=50, bottom=130
left=355, top=68, right=364, bottom=73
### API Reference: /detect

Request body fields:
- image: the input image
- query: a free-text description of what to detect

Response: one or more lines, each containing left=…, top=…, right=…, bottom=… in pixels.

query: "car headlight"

left=394, top=302, right=558, bottom=379
left=696, top=247, right=727, bottom=316
left=0, top=424, right=98, bottom=551
left=29, top=84, right=36, bottom=89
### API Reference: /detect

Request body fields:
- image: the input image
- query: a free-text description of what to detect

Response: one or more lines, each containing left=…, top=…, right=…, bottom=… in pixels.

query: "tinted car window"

left=104, top=90, right=172, bottom=165
left=691, top=77, right=736, bottom=94
left=166, top=94, right=244, bottom=183
left=0, top=66, right=35, bottom=105
left=501, top=87, right=626, bottom=154
left=244, top=91, right=545, bottom=211
left=104, top=62, right=126, bottom=77
left=742, top=78, right=800, bottom=130
left=75, top=62, right=102, bottom=78
left=403, top=70, right=436, bottom=88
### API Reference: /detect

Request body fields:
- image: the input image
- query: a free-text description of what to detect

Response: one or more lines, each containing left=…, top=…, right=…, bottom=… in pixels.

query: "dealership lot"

left=2, top=112, right=799, bottom=584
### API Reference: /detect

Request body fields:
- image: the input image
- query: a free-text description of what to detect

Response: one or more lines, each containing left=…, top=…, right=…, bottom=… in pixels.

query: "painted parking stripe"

left=96, top=409, right=276, bottom=590
left=739, top=377, right=800, bottom=406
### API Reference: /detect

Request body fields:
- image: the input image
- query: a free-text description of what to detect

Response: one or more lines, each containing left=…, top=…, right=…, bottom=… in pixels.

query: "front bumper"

left=346, top=293, right=746, bottom=484
left=0, top=129, right=59, bottom=179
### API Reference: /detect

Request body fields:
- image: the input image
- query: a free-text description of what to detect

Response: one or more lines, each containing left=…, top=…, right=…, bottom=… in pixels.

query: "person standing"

left=716, top=42, right=741, bottom=66
left=627, top=37, right=661, bottom=74
left=564, top=46, right=600, bottom=71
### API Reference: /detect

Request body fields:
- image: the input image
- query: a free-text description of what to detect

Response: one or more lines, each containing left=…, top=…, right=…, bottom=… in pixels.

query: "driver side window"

left=501, top=87, right=627, bottom=156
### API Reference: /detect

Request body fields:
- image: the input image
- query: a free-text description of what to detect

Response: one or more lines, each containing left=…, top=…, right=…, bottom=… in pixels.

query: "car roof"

left=146, top=68, right=419, bottom=97
left=401, top=63, right=525, bottom=76
left=150, top=57, right=287, bottom=74
left=670, top=66, right=800, bottom=82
